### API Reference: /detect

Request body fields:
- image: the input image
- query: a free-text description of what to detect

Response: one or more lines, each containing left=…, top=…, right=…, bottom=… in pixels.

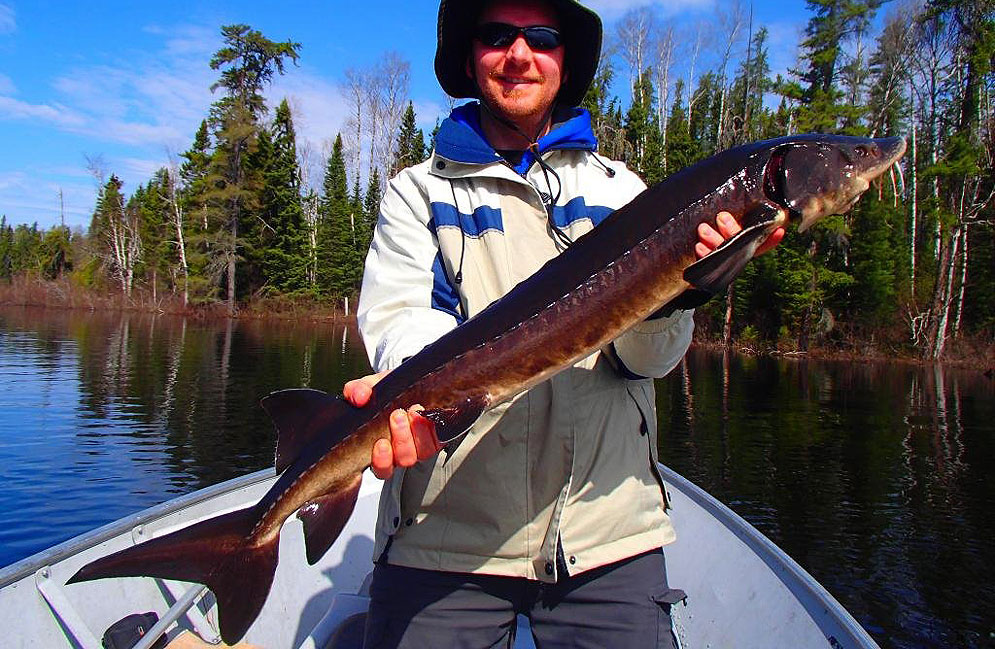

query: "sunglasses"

left=474, top=23, right=562, bottom=51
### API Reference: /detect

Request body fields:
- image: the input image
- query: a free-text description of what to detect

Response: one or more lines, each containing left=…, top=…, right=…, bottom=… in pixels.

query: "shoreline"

left=2, top=276, right=992, bottom=371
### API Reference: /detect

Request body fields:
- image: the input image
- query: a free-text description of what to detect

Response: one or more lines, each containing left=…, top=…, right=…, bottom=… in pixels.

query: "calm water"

left=1, top=306, right=993, bottom=648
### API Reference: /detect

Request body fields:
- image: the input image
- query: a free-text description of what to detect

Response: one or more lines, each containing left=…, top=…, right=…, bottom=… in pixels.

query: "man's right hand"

left=343, top=371, right=441, bottom=480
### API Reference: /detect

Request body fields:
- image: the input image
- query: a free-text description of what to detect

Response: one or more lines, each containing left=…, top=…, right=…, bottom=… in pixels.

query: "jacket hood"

left=434, top=102, right=597, bottom=173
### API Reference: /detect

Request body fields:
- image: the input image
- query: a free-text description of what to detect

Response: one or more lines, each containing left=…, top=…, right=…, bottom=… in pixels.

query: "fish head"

left=763, top=135, right=906, bottom=232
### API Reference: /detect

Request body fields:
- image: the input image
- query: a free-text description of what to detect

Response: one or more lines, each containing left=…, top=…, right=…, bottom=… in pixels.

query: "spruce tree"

left=360, top=168, right=381, bottom=259
left=664, top=80, right=698, bottom=174
left=204, top=24, right=300, bottom=314
left=258, top=98, right=307, bottom=294
left=728, top=27, right=774, bottom=145
left=391, top=102, right=423, bottom=177
left=317, top=134, right=358, bottom=298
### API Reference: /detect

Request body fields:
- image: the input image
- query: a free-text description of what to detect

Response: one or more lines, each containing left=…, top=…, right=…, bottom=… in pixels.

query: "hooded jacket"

left=357, top=103, right=693, bottom=582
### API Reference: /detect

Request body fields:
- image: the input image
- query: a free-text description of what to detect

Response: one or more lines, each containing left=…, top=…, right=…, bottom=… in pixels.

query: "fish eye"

left=854, top=144, right=878, bottom=158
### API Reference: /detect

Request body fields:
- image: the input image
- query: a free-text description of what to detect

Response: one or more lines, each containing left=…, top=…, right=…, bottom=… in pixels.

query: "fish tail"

left=67, top=506, right=277, bottom=644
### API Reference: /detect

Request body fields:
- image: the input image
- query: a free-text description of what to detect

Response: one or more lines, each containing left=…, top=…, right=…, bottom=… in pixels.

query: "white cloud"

left=144, top=24, right=218, bottom=58
left=0, top=170, right=27, bottom=191
left=0, top=4, right=14, bottom=35
left=0, top=73, right=14, bottom=95
left=0, top=95, right=87, bottom=127
left=0, top=172, right=93, bottom=228
left=271, top=71, right=349, bottom=147
left=40, top=42, right=217, bottom=150
left=413, top=98, right=445, bottom=130
left=764, top=20, right=806, bottom=82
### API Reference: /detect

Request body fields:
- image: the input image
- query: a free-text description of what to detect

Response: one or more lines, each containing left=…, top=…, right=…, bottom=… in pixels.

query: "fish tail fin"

left=67, top=506, right=277, bottom=644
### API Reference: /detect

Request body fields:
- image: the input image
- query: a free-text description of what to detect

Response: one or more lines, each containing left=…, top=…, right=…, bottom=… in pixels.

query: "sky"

left=0, top=0, right=816, bottom=230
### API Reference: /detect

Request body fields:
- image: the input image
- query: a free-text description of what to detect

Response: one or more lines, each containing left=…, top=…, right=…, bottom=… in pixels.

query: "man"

left=344, top=1, right=782, bottom=647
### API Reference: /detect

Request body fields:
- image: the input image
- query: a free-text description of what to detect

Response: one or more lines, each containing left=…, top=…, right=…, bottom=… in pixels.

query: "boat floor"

left=167, top=629, right=261, bottom=648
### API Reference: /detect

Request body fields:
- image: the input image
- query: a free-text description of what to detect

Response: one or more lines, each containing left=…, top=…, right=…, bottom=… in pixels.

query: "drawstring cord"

left=479, top=100, right=573, bottom=249
left=450, top=179, right=467, bottom=285
left=591, top=153, right=616, bottom=178
left=448, top=103, right=620, bottom=284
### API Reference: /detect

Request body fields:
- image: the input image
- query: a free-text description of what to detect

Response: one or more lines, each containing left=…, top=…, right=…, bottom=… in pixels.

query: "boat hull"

left=0, top=467, right=878, bottom=648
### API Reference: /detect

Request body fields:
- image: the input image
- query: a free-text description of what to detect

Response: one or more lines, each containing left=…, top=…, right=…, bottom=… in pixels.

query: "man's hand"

left=695, top=211, right=785, bottom=259
left=343, top=371, right=441, bottom=480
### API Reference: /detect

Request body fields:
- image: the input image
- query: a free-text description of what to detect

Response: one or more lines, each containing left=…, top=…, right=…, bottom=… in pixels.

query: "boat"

left=0, top=465, right=879, bottom=648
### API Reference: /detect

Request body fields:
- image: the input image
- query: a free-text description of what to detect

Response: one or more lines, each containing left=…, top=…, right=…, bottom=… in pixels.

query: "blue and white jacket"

left=358, top=103, right=693, bottom=581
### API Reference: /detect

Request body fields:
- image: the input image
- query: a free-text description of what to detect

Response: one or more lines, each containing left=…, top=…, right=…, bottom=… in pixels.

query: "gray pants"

left=362, top=548, right=684, bottom=649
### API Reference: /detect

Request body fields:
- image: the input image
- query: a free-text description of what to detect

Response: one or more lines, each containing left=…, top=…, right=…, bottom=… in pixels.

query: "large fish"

left=69, top=134, right=906, bottom=643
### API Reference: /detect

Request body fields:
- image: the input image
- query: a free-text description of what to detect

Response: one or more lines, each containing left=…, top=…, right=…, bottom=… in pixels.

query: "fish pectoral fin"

left=297, top=474, right=363, bottom=565
left=421, top=395, right=489, bottom=444
left=261, top=389, right=356, bottom=473
left=683, top=203, right=781, bottom=294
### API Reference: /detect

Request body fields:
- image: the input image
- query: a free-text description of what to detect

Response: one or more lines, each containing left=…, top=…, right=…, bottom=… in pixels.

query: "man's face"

left=468, top=0, right=566, bottom=133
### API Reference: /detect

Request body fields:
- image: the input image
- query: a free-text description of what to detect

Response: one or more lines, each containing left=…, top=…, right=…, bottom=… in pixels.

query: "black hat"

left=434, top=0, right=602, bottom=107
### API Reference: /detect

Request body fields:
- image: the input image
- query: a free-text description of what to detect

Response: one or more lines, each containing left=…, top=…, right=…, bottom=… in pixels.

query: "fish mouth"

left=856, top=136, right=907, bottom=183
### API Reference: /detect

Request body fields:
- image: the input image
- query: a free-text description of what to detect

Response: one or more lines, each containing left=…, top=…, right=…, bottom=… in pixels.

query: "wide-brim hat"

left=435, top=0, right=602, bottom=107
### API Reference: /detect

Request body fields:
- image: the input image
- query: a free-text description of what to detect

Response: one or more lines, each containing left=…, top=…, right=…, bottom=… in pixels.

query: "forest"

left=0, top=0, right=992, bottom=363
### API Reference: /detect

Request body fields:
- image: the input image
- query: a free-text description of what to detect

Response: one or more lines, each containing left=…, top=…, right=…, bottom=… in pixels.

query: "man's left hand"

left=695, top=211, right=784, bottom=259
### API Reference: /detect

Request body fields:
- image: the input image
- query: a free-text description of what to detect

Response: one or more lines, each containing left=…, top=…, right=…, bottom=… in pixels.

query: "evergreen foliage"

left=3, top=7, right=991, bottom=359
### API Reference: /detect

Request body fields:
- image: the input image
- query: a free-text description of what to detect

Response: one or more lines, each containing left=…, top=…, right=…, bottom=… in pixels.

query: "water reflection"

left=657, top=349, right=995, bottom=648
left=0, top=306, right=371, bottom=569
left=1, top=307, right=993, bottom=647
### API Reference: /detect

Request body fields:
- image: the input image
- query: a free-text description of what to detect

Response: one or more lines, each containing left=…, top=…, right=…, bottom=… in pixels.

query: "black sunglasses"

left=474, top=23, right=562, bottom=51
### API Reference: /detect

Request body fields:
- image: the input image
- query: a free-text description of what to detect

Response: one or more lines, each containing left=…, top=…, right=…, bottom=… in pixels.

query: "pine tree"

left=316, top=134, right=357, bottom=298
left=360, top=168, right=381, bottom=258
left=623, top=69, right=666, bottom=181
left=727, top=27, right=773, bottom=145
left=178, top=121, right=216, bottom=302
left=664, top=80, right=698, bottom=173
left=204, top=24, right=301, bottom=314
left=0, top=216, right=13, bottom=280
left=794, top=0, right=881, bottom=133
left=258, top=98, right=307, bottom=294
left=390, top=102, right=424, bottom=177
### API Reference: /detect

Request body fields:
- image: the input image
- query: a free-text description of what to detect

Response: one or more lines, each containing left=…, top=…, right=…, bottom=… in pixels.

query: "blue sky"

left=0, top=0, right=817, bottom=230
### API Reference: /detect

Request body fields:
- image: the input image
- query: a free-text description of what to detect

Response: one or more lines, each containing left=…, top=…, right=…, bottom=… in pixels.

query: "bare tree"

left=369, top=52, right=411, bottom=189
left=85, top=155, right=143, bottom=298
left=343, top=53, right=411, bottom=194
left=343, top=67, right=368, bottom=190
left=653, top=23, right=676, bottom=172
left=297, top=138, right=321, bottom=289
left=684, top=22, right=708, bottom=129
left=165, top=153, right=190, bottom=308
left=713, top=0, right=747, bottom=148
left=616, top=7, right=655, bottom=104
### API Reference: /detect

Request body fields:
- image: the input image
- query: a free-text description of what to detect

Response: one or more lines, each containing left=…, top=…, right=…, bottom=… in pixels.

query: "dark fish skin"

left=67, top=134, right=906, bottom=644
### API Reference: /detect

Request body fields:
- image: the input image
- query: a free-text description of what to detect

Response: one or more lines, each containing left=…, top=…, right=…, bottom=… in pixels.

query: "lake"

left=0, top=305, right=992, bottom=648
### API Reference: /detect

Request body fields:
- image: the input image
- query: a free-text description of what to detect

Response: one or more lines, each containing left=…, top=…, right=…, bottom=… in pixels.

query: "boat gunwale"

left=0, top=468, right=277, bottom=587
left=1, top=463, right=878, bottom=648
left=658, top=463, right=879, bottom=648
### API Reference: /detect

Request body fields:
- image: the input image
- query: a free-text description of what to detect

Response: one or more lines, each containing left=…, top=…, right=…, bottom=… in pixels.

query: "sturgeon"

left=69, top=134, right=906, bottom=643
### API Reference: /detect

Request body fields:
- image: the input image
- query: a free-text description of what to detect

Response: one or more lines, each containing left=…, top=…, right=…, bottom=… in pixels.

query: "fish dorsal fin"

left=683, top=203, right=782, bottom=294
left=421, top=395, right=490, bottom=443
left=297, top=474, right=363, bottom=565
left=260, top=389, right=356, bottom=473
